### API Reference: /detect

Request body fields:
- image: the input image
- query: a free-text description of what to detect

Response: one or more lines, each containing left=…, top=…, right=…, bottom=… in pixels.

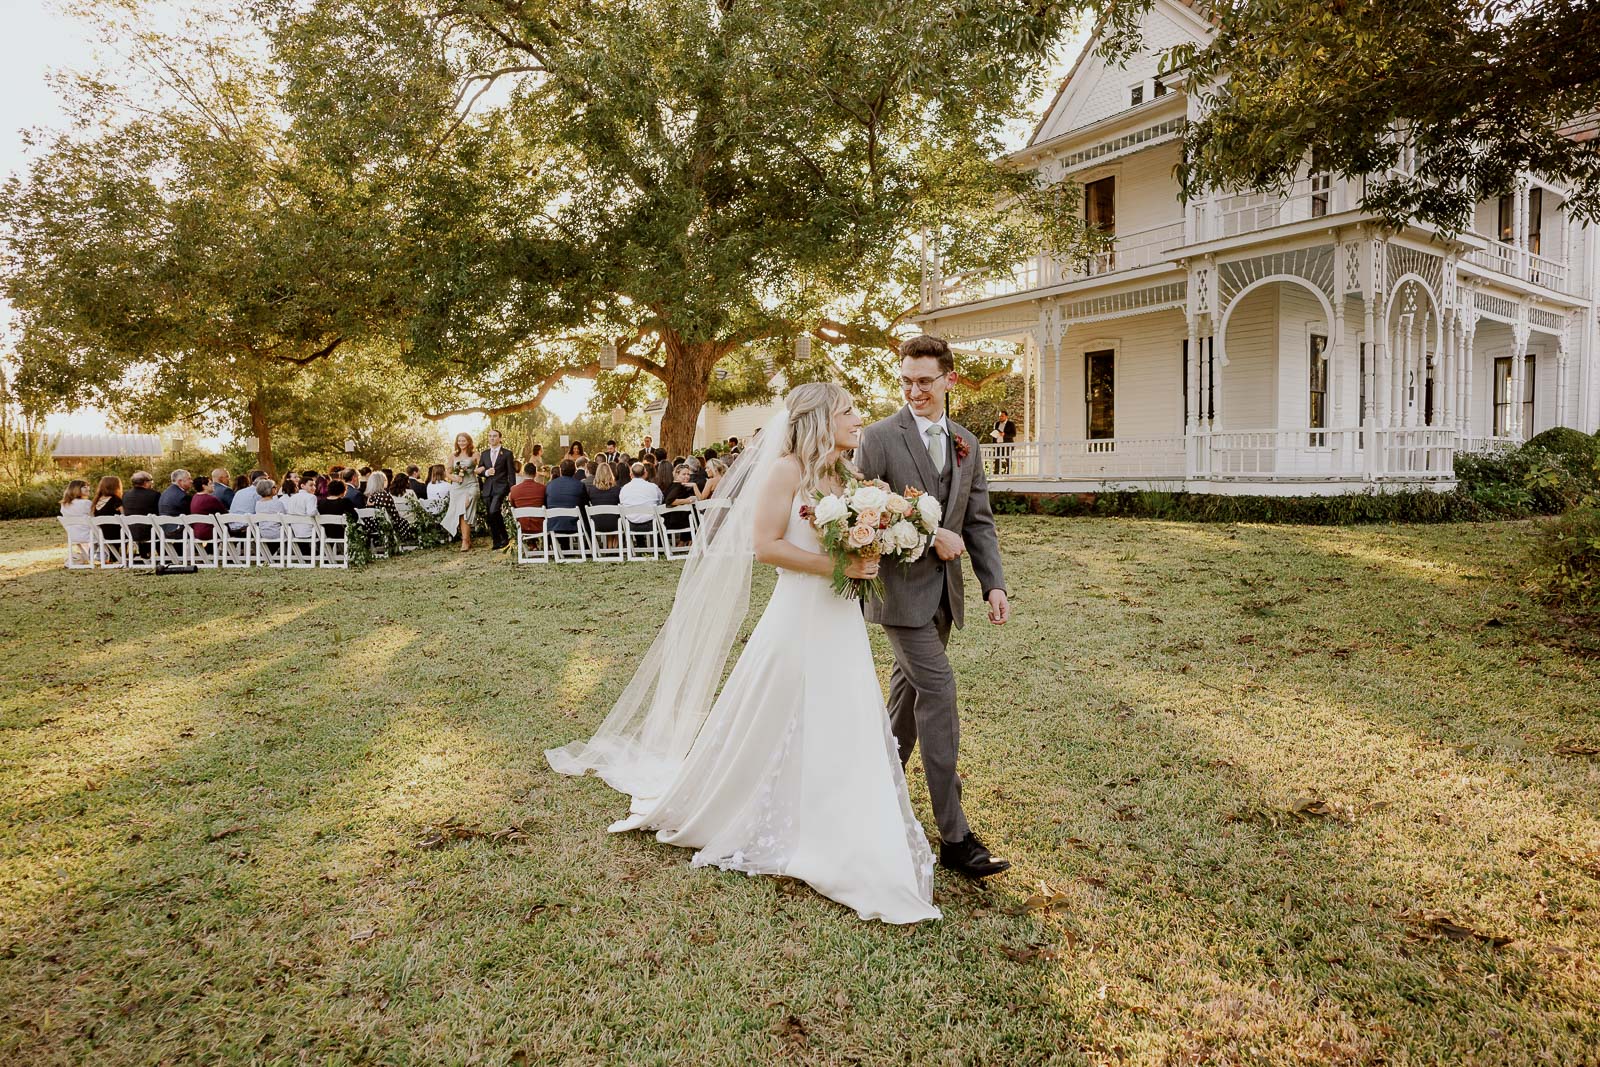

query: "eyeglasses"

left=900, top=376, right=946, bottom=392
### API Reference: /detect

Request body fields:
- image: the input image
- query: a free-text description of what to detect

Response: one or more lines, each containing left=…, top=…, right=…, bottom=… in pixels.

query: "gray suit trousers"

left=882, top=592, right=968, bottom=843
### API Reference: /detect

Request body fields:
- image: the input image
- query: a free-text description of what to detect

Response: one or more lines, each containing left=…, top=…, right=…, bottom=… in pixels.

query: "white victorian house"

left=921, top=0, right=1600, bottom=494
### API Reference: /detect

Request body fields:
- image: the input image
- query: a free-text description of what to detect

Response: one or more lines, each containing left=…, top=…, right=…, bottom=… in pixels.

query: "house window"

left=1308, top=334, right=1329, bottom=445
left=1528, top=187, right=1543, bottom=256
left=1493, top=354, right=1536, bottom=436
left=1310, top=149, right=1330, bottom=217
left=1181, top=337, right=1215, bottom=425
left=1129, top=83, right=1144, bottom=107
left=1085, top=176, right=1115, bottom=235
left=1085, top=350, right=1115, bottom=440
left=1153, top=78, right=1168, bottom=98
left=1498, top=194, right=1514, bottom=243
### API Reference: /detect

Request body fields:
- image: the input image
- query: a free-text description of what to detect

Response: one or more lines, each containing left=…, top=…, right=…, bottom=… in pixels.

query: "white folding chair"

left=621, top=506, right=663, bottom=561
left=91, top=515, right=132, bottom=569
left=693, top=497, right=732, bottom=535
left=660, top=503, right=697, bottom=560
left=585, top=505, right=628, bottom=561
left=122, top=516, right=157, bottom=570
left=283, top=515, right=320, bottom=569
left=252, top=514, right=288, bottom=568
left=511, top=507, right=549, bottom=563
left=182, top=516, right=219, bottom=569
left=152, top=518, right=190, bottom=568
left=355, top=507, right=388, bottom=560
left=317, top=514, right=350, bottom=569
left=218, top=515, right=255, bottom=568
left=57, top=516, right=95, bottom=570
left=543, top=507, right=588, bottom=562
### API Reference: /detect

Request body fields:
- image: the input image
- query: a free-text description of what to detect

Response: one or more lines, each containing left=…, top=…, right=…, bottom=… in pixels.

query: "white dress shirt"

left=619, top=478, right=664, bottom=524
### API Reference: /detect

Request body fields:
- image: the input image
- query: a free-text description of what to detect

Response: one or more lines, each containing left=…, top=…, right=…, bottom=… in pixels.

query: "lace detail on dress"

left=689, top=708, right=803, bottom=877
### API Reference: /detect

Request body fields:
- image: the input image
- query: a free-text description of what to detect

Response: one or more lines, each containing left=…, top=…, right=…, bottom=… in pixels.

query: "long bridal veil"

left=545, top=409, right=790, bottom=797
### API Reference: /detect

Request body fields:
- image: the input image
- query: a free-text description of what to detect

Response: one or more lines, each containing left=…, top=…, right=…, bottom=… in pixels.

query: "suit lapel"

left=945, top=425, right=970, bottom=519
left=896, top=406, right=941, bottom=494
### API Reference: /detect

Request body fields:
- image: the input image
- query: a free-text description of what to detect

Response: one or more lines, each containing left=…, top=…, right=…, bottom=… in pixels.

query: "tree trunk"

left=248, top=394, right=276, bottom=479
left=657, top=335, right=724, bottom=458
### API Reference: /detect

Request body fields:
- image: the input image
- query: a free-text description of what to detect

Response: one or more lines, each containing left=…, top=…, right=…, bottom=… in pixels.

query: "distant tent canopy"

left=49, top=433, right=164, bottom=460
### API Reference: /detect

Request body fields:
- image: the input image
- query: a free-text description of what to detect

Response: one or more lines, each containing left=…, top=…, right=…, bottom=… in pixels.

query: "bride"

left=547, top=383, right=940, bottom=924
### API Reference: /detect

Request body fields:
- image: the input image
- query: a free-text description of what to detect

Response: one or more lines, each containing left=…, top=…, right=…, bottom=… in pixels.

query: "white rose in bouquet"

left=812, top=494, right=849, bottom=526
left=849, top=484, right=888, bottom=513
left=888, top=520, right=922, bottom=553
left=916, top=493, right=942, bottom=529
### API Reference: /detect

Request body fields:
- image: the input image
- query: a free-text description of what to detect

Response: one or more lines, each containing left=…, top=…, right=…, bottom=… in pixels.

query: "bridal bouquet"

left=802, top=475, right=943, bottom=600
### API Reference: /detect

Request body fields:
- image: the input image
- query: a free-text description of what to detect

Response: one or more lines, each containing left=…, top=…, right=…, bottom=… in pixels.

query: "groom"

left=855, top=334, right=1013, bottom=880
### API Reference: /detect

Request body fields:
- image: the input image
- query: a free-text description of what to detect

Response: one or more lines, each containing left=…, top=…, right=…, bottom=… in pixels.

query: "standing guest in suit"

left=598, top=440, right=622, bottom=465
left=92, top=475, right=123, bottom=517
left=508, top=461, right=547, bottom=536
left=992, top=409, right=1018, bottom=474
left=123, top=471, right=161, bottom=558
left=189, top=475, right=226, bottom=539
left=476, top=427, right=516, bottom=551
left=543, top=458, right=588, bottom=537
left=60, top=480, right=93, bottom=565
left=158, top=469, right=194, bottom=539
left=210, top=468, right=234, bottom=509
left=854, top=334, right=1011, bottom=881
left=619, top=460, right=662, bottom=535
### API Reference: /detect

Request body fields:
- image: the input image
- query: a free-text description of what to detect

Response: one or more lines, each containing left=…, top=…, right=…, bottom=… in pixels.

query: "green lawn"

left=2, top=515, right=1597, bottom=1065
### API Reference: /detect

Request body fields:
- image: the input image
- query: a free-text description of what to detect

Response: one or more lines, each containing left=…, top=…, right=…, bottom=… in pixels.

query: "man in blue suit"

left=543, top=459, right=588, bottom=536
left=158, top=469, right=194, bottom=538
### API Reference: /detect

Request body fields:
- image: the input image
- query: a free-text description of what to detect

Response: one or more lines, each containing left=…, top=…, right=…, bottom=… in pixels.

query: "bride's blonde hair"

left=783, top=382, right=859, bottom=497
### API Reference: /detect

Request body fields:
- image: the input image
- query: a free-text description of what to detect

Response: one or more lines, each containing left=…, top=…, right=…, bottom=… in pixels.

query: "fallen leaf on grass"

left=999, top=942, right=1065, bottom=963
left=414, top=819, right=531, bottom=851
left=1399, top=909, right=1514, bottom=948
left=349, top=928, right=378, bottom=945
left=1553, top=740, right=1599, bottom=757
left=1020, top=882, right=1071, bottom=914
left=522, top=902, right=567, bottom=921
left=206, top=824, right=257, bottom=842
left=688, top=927, right=716, bottom=945
left=772, top=1013, right=807, bottom=1043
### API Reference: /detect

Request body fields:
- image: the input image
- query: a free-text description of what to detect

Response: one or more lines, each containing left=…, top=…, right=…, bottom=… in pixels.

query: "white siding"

left=1217, top=284, right=1277, bottom=429
left=1071, top=139, right=1185, bottom=239
left=1034, top=309, right=1186, bottom=440
left=1275, top=285, right=1327, bottom=429
left=1034, top=3, right=1204, bottom=140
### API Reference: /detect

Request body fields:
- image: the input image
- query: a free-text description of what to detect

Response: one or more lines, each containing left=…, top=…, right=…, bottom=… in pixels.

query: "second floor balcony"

left=928, top=220, right=1185, bottom=310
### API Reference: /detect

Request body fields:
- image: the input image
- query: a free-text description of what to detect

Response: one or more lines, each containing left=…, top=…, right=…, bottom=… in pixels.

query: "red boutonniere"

left=952, top=434, right=970, bottom=467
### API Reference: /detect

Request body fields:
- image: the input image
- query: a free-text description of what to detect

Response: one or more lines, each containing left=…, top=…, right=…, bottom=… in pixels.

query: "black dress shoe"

left=938, top=832, right=1011, bottom=879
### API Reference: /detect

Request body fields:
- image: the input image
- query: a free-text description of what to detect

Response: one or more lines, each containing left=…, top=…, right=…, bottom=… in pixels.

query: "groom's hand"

left=933, top=528, right=965, bottom=561
left=986, top=589, right=1010, bottom=625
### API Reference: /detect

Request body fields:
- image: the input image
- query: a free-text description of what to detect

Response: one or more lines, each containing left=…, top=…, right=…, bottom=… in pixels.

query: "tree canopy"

left=1161, top=0, right=1600, bottom=232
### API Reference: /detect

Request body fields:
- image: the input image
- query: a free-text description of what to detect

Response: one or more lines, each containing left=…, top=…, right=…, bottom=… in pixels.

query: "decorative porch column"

left=1365, top=237, right=1388, bottom=477
left=1460, top=311, right=1477, bottom=437
left=1511, top=306, right=1531, bottom=440
left=1556, top=326, right=1571, bottom=429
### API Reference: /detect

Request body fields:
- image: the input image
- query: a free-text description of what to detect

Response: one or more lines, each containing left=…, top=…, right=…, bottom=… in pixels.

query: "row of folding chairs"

left=511, top=499, right=732, bottom=563
left=58, top=513, right=352, bottom=570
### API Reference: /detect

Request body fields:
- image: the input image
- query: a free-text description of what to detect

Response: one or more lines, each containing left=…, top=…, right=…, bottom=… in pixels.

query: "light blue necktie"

left=924, top=424, right=946, bottom=474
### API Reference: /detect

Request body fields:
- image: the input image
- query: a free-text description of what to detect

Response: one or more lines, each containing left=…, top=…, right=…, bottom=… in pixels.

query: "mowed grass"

left=1, top=514, right=1598, bottom=1066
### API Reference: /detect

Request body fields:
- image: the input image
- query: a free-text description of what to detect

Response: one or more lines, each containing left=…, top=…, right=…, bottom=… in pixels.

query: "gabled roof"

left=1028, top=0, right=1217, bottom=147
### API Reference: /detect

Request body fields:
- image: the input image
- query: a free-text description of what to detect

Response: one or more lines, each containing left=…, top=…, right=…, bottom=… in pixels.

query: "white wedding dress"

left=554, top=492, right=940, bottom=924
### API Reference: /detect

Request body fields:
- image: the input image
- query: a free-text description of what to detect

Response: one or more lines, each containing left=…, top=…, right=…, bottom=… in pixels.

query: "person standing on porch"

left=992, top=410, right=1017, bottom=474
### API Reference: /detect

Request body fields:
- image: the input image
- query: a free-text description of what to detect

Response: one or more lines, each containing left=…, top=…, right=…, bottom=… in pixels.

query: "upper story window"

left=1129, top=83, right=1144, bottom=107
left=1153, top=78, right=1169, bottom=98
left=1528, top=187, right=1543, bottom=255
left=1085, top=176, right=1115, bottom=235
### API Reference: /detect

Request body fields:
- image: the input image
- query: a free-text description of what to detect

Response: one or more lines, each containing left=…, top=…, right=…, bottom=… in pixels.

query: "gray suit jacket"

left=854, top=406, right=1005, bottom=629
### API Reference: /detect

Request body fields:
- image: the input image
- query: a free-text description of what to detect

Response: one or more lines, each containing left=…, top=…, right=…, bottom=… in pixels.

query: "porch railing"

left=1463, top=233, right=1574, bottom=293
left=933, top=221, right=1185, bottom=308
left=1191, top=174, right=1350, bottom=242
left=980, top=437, right=1186, bottom=481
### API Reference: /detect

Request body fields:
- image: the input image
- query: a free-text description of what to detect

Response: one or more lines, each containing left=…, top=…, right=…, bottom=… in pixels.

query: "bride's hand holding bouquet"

left=803, top=475, right=942, bottom=600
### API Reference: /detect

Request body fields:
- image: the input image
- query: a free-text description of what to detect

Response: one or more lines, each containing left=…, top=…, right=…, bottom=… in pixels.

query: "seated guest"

left=391, top=471, right=413, bottom=498
left=122, top=470, right=161, bottom=558
left=343, top=467, right=366, bottom=507
left=543, top=459, right=588, bottom=535
left=362, top=471, right=414, bottom=543
left=405, top=463, right=424, bottom=488
left=158, top=468, right=194, bottom=538
left=662, top=463, right=698, bottom=534
left=227, top=469, right=266, bottom=533
left=587, top=461, right=622, bottom=544
left=528, top=444, right=544, bottom=469
left=189, top=475, right=226, bottom=539
left=615, top=459, right=632, bottom=489
left=210, top=468, right=234, bottom=509
left=507, top=461, right=547, bottom=534
left=688, top=455, right=707, bottom=490
left=424, top=463, right=450, bottom=509
left=92, top=475, right=123, bottom=518
left=60, top=480, right=92, bottom=565
left=697, top=458, right=727, bottom=500
left=282, top=477, right=319, bottom=550
left=316, top=479, right=358, bottom=539
left=253, top=479, right=286, bottom=549
left=619, top=461, right=663, bottom=532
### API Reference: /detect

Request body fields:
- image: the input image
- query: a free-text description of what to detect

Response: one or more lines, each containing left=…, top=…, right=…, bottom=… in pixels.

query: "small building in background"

left=646, top=373, right=787, bottom=454
left=48, top=433, right=164, bottom=468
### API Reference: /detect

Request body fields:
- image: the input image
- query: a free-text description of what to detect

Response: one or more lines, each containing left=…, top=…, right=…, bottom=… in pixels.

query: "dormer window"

left=1153, top=79, right=1168, bottom=98
left=1129, top=83, right=1144, bottom=107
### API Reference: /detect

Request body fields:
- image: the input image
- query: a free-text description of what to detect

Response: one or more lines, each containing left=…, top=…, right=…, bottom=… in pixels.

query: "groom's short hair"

left=900, top=334, right=955, bottom=373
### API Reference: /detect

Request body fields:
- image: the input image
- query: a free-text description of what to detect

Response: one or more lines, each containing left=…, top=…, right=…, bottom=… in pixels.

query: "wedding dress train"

left=553, top=494, right=939, bottom=924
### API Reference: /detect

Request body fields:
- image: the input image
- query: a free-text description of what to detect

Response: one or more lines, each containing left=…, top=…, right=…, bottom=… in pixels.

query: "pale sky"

left=3, top=2, right=1086, bottom=439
